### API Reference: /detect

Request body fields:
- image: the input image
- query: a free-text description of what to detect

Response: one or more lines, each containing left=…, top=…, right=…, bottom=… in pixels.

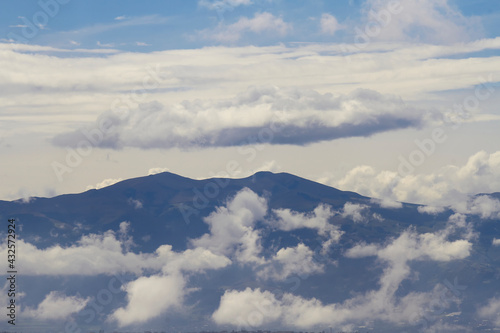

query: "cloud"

left=453, top=195, right=500, bottom=219
left=272, top=204, right=343, bottom=253
left=53, top=86, right=431, bottom=150
left=97, top=41, right=115, bottom=48
left=213, top=225, right=472, bottom=328
left=331, top=150, right=500, bottom=208
left=1, top=221, right=230, bottom=327
left=110, top=273, right=185, bottom=327
left=47, top=15, right=169, bottom=41
left=417, top=205, right=446, bottom=215
left=23, top=291, right=89, bottom=320
left=370, top=197, right=402, bottom=209
left=199, top=0, right=253, bottom=11
left=199, top=12, right=291, bottom=42
left=320, top=13, right=343, bottom=35
left=109, top=245, right=232, bottom=327
left=127, top=198, right=143, bottom=209
left=493, top=238, right=500, bottom=246
left=361, top=0, right=483, bottom=44
left=86, top=178, right=123, bottom=190
left=373, top=229, right=471, bottom=262
left=257, top=243, right=324, bottom=280
left=478, top=296, right=500, bottom=326
left=212, top=288, right=282, bottom=326
left=148, top=167, right=170, bottom=175
left=341, top=202, right=370, bottom=223
left=191, top=187, right=268, bottom=264
left=0, top=227, right=230, bottom=276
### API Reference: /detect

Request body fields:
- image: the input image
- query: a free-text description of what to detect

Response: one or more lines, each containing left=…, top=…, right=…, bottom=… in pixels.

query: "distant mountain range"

left=1, top=172, right=499, bottom=332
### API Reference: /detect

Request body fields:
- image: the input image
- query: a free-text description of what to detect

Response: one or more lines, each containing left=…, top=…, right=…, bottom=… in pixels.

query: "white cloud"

left=320, top=13, right=343, bottom=35
left=200, top=12, right=291, bottom=42
left=8, top=221, right=230, bottom=327
left=272, top=204, right=343, bottom=252
left=24, top=291, right=89, bottom=320
left=341, top=202, right=370, bottom=223
left=332, top=150, right=500, bottom=208
left=453, top=195, right=500, bottom=219
left=199, top=0, right=253, bottom=11
left=361, top=0, right=482, bottom=44
left=97, top=41, right=115, bottom=48
left=110, top=273, right=185, bottom=327
left=191, top=188, right=268, bottom=264
left=212, top=287, right=282, bottom=327
left=370, top=197, right=402, bottom=209
left=158, top=246, right=232, bottom=275
left=417, top=205, right=446, bottom=215
left=0, top=227, right=230, bottom=276
left=148, top=167, right=170, bottom=175
left=257, top=243, right=324, bottom=280
left=86, top=178, right=123, bottom=191
left=213, top=226, right=472, bottom=328
left=493, top=238, right=500, bottom=246
left=478, top=296, right=500, bottom=326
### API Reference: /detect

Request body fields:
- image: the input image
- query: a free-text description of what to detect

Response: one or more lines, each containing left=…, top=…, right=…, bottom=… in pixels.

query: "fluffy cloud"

left=341, top=202, right=371, bottom=223
left=272, top=204, right=343, bottom=252
left=332, top=150, right=500, bottom=209
left=493, top=238, right=500, bottom=246
left=370, top=197, right=402, bottom=209
left=212, top=288, right=282, bottom=326
left=257, top=243, right=324, bottom=280
left=320, top=13, right=343, bottom=35
left=199, top=12, right=291, bottom=42
left=191, top=187, right=268, bottom=263
left=159, top=246, right=232, bottom=274
left=23, top=291, right=90, bottom=320
left=0, top=227, right=230, bottom=276
left=110, top=273, right=185, bottom=327
left=417, top=205, right=446, bottom=215
left=148, top=167, right=170, bottom=175
left=86, top=178, right=123, bottom=191
left=192, top=189, right=334, bottom=279
left=453, top=195, right=500, bottom=219
left=52, top=86, right=432, bottom=150
left=213, top=225, right=472, bottom=328
left=8, top=221, right=229, bottom=327
left=477, top=296, right=500, bottom=326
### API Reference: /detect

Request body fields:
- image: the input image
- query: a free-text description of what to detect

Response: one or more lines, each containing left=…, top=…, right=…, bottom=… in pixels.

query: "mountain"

left=1, top=172, right=499, bottom=332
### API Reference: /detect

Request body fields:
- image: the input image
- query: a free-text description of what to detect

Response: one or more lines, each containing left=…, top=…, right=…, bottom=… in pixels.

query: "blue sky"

left=2, top=0, right=499, bottom=50
left=1, top=0, right=500, bottom=205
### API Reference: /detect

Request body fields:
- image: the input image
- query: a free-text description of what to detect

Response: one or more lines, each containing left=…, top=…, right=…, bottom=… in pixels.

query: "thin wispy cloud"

left=199, top=12, right=292, bottom=42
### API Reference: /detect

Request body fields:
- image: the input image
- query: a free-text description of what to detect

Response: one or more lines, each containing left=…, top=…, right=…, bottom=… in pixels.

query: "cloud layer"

left=332, top=150, right=500, bottom=212
left=52, top=86, right=431, bottom=150
left=213, top=226, right=472, bottom=328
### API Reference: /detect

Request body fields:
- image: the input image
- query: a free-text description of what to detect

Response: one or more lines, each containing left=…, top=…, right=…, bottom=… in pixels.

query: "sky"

left=1, top=0, right=500, bottom=206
